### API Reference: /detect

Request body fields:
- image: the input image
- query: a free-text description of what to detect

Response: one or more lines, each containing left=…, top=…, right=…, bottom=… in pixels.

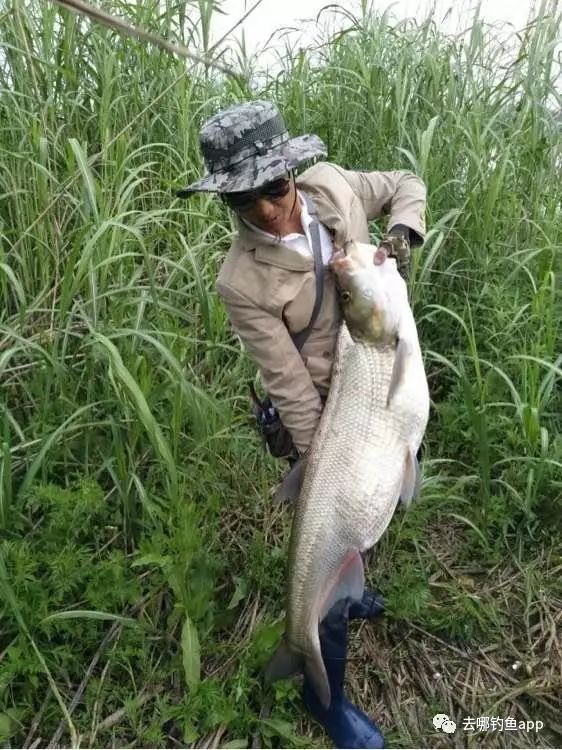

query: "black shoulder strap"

left=290, top=193, right=325, bottom=352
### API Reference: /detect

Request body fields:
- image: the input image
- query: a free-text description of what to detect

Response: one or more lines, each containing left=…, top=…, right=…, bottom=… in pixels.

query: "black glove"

left=379, top=226, right=411, bottom=280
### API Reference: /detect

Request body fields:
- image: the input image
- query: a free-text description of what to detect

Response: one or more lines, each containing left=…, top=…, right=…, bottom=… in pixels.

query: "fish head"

left=330, top=240, right=407, bottom=344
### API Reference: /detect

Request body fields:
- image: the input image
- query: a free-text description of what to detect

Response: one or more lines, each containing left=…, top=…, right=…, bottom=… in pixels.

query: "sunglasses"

left=223, top=177, right=292, bottom=212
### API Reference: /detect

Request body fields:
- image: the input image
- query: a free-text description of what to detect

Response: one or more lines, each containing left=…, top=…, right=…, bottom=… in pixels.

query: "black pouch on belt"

left=248, top=384, right=298, bottom=460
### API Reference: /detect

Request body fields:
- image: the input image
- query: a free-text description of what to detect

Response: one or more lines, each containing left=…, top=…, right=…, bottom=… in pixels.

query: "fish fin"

left=386, top=337, right=410, bottom=407
left=264, top=637, right=303, bottom=686
left=304, top=640, right=331, bottom=709
left=319, top=550, right=365, bottom=622
left=414, top=453, right=423, bottom=499
left=272, top=456, right=307, bottom=503
left=399, top=449, right=422, bottom=508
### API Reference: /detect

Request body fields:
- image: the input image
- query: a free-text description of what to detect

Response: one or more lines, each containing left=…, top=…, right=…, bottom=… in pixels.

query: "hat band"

left=209, top=131, right=289, bottom=173
left=202, top=112, right=289, bottom=173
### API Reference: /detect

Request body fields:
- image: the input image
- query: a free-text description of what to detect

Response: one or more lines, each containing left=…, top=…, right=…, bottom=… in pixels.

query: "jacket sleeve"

left=217, top=281, right=323, bottom=454
left=333, top=166, right=427, bottom=245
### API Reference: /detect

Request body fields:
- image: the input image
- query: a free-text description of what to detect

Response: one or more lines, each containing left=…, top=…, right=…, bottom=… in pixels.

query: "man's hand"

left=377, top=231, right=411, bottom=279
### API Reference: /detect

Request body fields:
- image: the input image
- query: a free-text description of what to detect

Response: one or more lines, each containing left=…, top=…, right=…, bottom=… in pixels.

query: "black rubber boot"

left=349, top=589, right=385, bottom=621
left=302, top=596, right=385, bottom=749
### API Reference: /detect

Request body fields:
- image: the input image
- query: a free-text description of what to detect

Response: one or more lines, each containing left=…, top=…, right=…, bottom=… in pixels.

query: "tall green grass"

left=0, top=0, right=560, bottom=746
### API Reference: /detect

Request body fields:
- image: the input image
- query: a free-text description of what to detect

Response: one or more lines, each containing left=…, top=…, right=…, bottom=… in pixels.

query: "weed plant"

left=0, top=0, right=560, bottom=747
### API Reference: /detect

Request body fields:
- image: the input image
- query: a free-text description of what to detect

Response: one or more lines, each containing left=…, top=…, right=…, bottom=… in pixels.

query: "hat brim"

left=176, top=134, right=327, bottom=197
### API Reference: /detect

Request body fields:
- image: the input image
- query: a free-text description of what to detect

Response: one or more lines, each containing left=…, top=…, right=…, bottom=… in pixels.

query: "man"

left=177, top=100, right=426, bottom=749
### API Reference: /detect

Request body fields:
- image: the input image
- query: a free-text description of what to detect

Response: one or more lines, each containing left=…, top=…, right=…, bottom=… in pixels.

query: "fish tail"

left=265, top=634, right=331, bottom=710
left=264, top=636, right=303, bottom=686
left=304, top=632, right=331, bottom=709
left=266, top=553, right=364, bottom=709
left=306, top=550, right=364, bottom=709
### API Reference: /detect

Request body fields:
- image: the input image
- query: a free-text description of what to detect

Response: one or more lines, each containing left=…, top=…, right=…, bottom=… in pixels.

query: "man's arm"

left=331, top=165, right=427, bottom=245
left=217, top=282, right=323, bottom=454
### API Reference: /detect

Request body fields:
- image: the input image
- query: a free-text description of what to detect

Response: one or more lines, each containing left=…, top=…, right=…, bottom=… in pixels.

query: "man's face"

left=223, top=176, right=300, bottom=236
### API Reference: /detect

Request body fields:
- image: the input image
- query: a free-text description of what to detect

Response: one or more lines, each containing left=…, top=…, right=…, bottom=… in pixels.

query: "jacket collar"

left=297, top=183, right=347, bottom=247
left=236, top=189, right=345, bottom=270
left=237, top=219, right=313, bottom=271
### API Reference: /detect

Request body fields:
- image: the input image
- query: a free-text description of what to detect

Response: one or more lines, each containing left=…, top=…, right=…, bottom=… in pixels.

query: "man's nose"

left=254, top=197, right=276, bottom=219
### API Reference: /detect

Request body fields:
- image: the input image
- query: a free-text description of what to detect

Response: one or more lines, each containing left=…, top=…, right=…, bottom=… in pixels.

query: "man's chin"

left=260, top=219, right=281, bottom=233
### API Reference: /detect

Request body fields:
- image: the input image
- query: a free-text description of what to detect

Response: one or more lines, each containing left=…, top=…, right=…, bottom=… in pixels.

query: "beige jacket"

left=216, top=161, right=426, bottom=453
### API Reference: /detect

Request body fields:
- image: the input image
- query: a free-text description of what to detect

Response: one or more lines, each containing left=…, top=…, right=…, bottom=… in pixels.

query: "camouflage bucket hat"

left=176, top=100, right=327, bottom=196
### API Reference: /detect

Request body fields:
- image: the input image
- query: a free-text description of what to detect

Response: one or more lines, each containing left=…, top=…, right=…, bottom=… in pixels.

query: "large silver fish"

left=267, top=240, right=430, bottom=708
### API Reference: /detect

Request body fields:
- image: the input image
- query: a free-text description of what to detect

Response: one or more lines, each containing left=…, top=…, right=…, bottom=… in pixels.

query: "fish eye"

left=340, top=290, right=352, bottom=302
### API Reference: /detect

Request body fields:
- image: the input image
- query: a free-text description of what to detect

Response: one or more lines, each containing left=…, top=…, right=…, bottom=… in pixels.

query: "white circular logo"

left=433, top=714, right=457, bottom=733
left=433, top=714, right=449, bottom=730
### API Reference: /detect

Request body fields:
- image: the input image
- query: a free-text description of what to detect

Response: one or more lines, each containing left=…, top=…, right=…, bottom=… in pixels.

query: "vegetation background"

left=0, top=0, right=560, bottom=747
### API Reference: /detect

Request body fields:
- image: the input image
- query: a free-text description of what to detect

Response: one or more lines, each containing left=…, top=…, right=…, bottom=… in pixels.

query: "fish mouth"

left=330, top=239, right=359, bottom=271
left=330, top=247, right=352, bottom=271
left=330, top=240, right=353, bottom=262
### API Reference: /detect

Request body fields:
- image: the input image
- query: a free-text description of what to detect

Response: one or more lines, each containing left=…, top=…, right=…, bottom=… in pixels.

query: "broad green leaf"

left=419, top=114, right=439, bottom=174
left=227, top=576, right=248, bottom=609
left=181, top=616, right=200, bottom=690
left=131, top=553, right=169, bottom=569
